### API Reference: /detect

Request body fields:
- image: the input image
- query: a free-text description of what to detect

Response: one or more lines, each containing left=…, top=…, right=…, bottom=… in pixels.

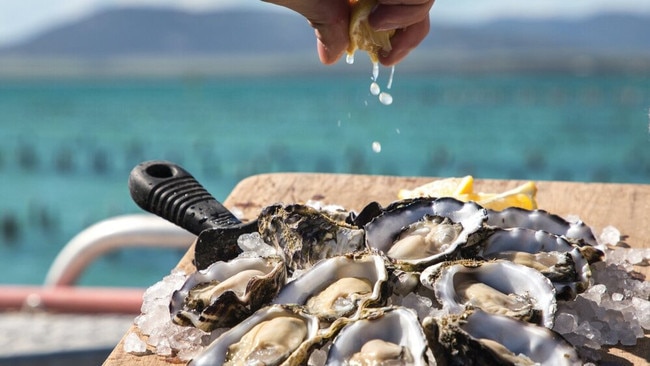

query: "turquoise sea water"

left=1, top=72, right=649, bottom=287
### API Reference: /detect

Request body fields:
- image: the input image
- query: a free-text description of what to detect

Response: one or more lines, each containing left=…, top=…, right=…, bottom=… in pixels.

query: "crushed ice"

left=236, top=232, right=277, bottom=258
left=127, top=269, right=210, bottom=361
left=550, top=225, right=650, bottom=361
left=123, top=332, right=147, bottom=354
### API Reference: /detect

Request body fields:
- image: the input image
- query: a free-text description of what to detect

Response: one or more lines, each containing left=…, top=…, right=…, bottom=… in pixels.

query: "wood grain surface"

left=104, top=174, right=650, bottom=365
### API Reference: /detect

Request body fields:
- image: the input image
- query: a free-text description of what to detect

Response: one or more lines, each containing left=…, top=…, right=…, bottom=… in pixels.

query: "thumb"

left=313, top=18, right=349, bottom=64
left=262, top=0, right=350, bottom=64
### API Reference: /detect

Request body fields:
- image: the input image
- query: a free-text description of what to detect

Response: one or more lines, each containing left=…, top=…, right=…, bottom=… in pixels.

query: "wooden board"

left=104, top=174, right=650, bottom=365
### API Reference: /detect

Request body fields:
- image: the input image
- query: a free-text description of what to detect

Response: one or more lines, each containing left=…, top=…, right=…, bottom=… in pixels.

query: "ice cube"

left=631, top=297, right=650, bottom=329
left=553, top=313, right=577, bottom=334
left=308, top=348, right=328, bottom=366
left=123, top=332, right=148, bottom=354
left=599, top=225, right=620, bottom=245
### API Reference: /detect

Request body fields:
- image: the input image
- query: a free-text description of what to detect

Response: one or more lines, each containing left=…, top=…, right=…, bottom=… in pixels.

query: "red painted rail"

left=0, top=285, right=144, bottom=314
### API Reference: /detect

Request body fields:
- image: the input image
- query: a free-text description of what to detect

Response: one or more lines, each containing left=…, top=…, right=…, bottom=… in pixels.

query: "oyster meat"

left=327, top=307, right=434, bottom=366
left=471, top=227, right=597, bottom=299
left=421, top=259, right=557, bottom=328
left=273, top=253, right=388, bottom=321
left=424, top=309, right=581, bottom=366
left=388, top=216, right=463, bottom=260
left=365, top=197, right=488, bottom=270
left=190, top=305, right=321, bottom=366
left=225, top=317, right=306, bottom=365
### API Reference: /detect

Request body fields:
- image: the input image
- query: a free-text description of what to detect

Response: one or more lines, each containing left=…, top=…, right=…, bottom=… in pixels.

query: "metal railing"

left=45, top=214, right=195, bottom=287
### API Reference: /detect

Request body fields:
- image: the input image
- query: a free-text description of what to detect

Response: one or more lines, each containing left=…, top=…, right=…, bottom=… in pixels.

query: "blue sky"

left=1, top=0, right=649, bottom=47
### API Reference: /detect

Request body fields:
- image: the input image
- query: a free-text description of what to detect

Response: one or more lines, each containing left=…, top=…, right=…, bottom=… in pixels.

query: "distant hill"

left=0, top=7, right=315, bottom=57
left=1, top=7, right=649, bottom=76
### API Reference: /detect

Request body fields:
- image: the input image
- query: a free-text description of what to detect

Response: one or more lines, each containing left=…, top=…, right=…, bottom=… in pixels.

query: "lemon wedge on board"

left=398, top=176, right=538, bottom=211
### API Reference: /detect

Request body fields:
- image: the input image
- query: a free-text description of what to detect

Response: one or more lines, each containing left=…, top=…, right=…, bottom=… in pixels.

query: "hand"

left=370, top=0, right=435, bottom=66
left=263, top=0, right=434, bottom=66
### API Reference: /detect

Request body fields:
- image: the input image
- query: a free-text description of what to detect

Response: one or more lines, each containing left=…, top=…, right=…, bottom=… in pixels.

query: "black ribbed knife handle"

left=128, top=160, right=241, bottom=235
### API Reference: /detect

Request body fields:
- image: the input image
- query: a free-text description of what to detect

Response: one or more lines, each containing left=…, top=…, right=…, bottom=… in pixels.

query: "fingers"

left=313, top=19, right=349, bottom=65
left=263, top=0, right=350, bottom=64
left=367, top=0, right=434, bottom=65
left=263, top=0, right=433, bottom=65
left=378, top=14, right=430, bottom=66
left=369, top=0, right=435, bottom=31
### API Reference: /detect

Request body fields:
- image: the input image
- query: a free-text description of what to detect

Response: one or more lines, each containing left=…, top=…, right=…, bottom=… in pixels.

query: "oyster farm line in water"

left=124, top=185, right=650, bottom=364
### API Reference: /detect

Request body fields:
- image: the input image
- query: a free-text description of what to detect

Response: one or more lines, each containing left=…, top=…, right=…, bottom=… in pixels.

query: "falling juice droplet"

left=372, top=62, right=379, bottom=81
left=370, top=82, right=380, bottom=96
left=379, top=92, right=393, bottom=105
left=387, top=65, right=395, bottom=90
left=372, top=141, right=382, bottom=153
left=346, top=53, right=355, bottom=64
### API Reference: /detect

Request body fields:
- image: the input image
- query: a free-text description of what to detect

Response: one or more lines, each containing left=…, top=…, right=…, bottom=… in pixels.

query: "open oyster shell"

left=470, top=228, right=595, bottom=300
left=272, top=253, right=389, bottom=322
left=420, top=259, right=557, bottom=328
left=487, top=207, right=598, bottom=247
left=258, top=204, right=365, bottom=274
left=424, top=309, right=582, bottom=366
left=327, top=307, right=435, bottom=366
left=190, top=304, right=321, bottom=366
left=364, top=197, right=489, bottom=271
left=170, top=256, right=286, bottom=332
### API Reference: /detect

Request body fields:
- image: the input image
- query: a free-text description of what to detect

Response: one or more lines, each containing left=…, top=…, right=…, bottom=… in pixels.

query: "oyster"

left=486, top=207, right=598, bottom=247
left=365, top=197, right=488, bottom=271
left=327, top=307, right=434, bottom=365
left=421, top=259, right=557, bottom=328
left=424, top=309, right=582, bottom=366
left=190, top=305, right=321, bottom=366
left=170, top=256, right=286, bottom=332
left=273, top=253, right=389, bottom=322
left=471, top=228, right=595, bottom=299
left=258, top=204, right=365, bottom=274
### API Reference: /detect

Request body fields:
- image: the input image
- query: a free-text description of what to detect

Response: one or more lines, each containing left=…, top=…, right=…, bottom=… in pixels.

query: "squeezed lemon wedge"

left=398, top=176, right=538, bottom=211
left=348, top=0, right=395, bottom=63
left=472, top=181, right=538, bottom=211
left=398, top=176, right=474, bottom=199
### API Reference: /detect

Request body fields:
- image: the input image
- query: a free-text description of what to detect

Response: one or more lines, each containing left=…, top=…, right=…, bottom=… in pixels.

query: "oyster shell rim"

left=271, top=252, right=389, bottom=321
left=326, top=306, right=433, bottom=366
left=424, top=308, right=582, bottom=366
left=189, top=304, right=321, bottom=366
left=420, top=259, right=558, bottom=329
left=364, top=197, right=489, bottom=270
left=170, top=255, right=287, bottom=332
left=486, top=207, right=598, bottom=247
